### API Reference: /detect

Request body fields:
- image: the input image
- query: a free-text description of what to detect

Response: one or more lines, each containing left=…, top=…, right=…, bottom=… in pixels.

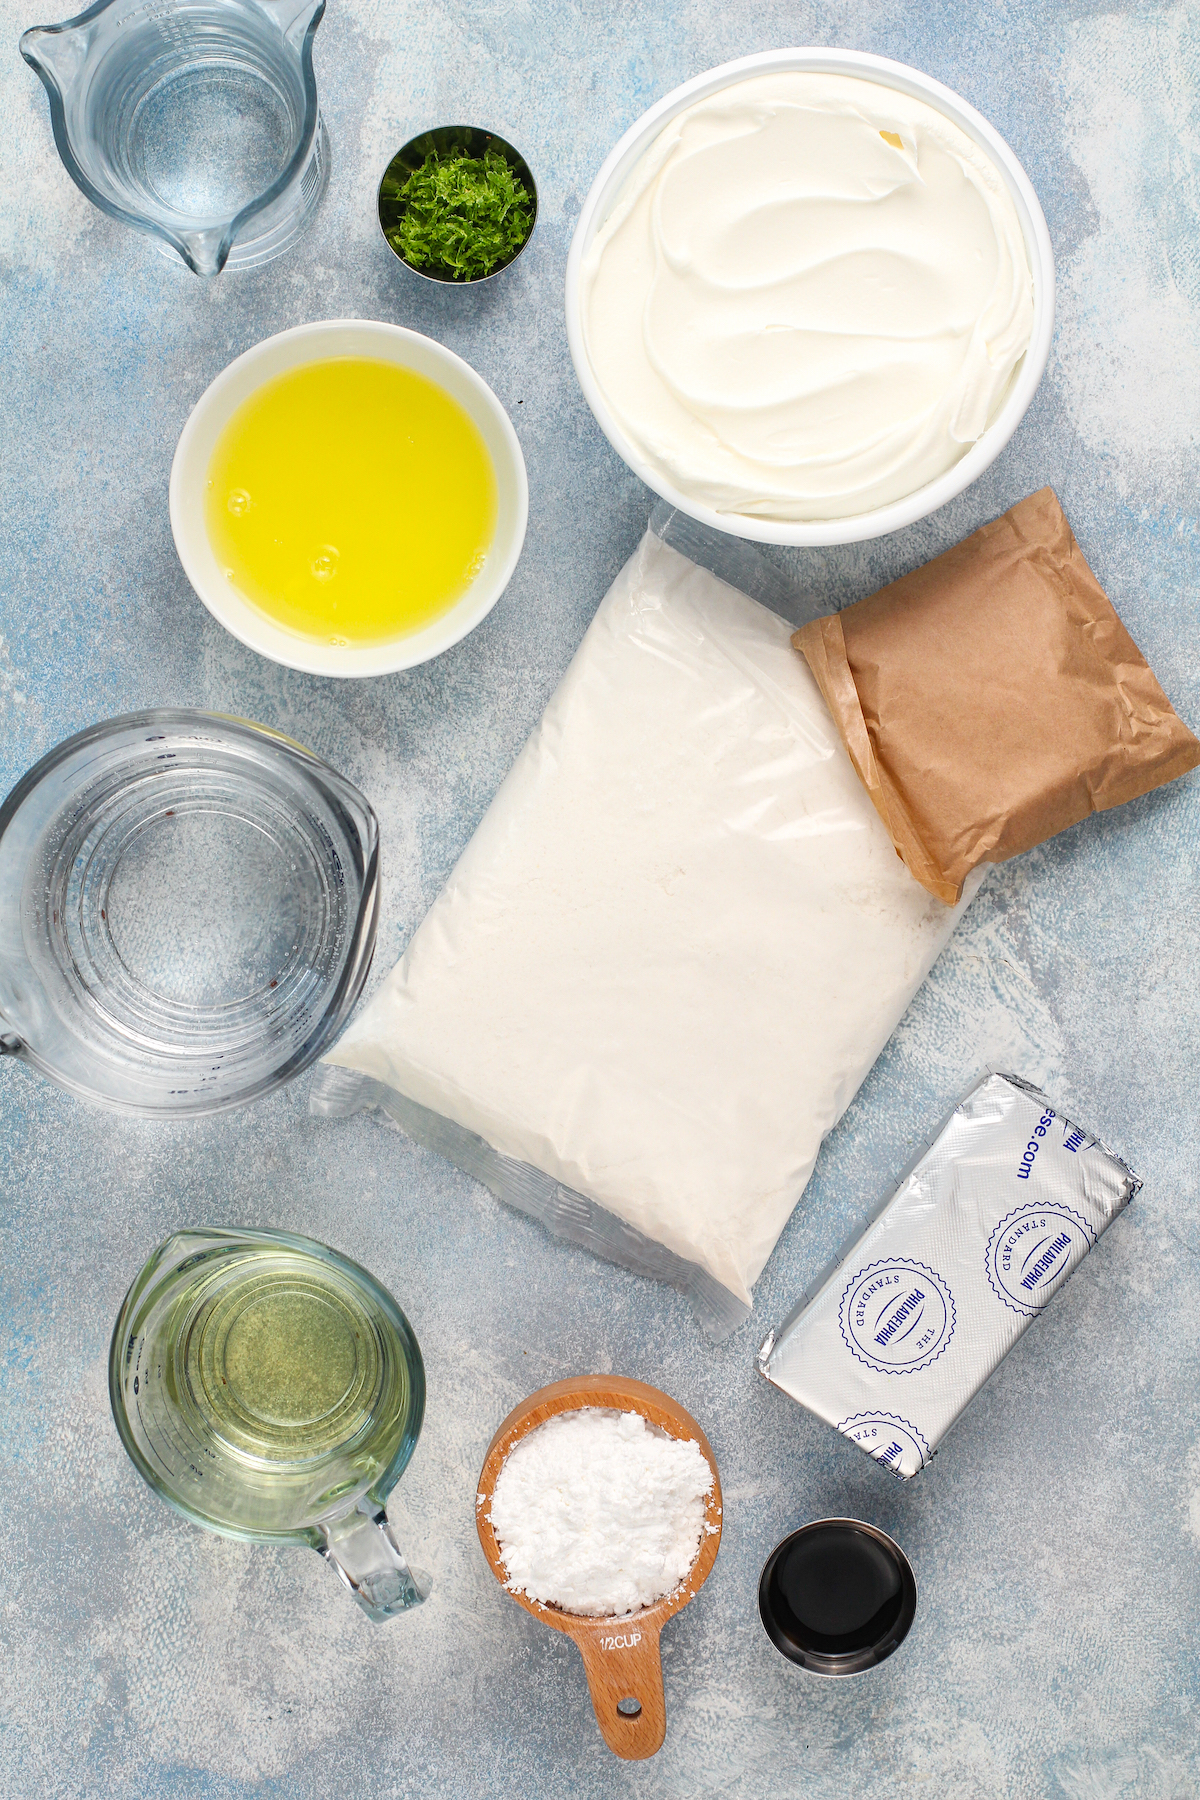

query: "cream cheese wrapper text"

left=580, top=72, right=1035, bottom=522
left=325, top=531, right=977, bottom=1310
left=758, top=1073, right=1139, bottom=1476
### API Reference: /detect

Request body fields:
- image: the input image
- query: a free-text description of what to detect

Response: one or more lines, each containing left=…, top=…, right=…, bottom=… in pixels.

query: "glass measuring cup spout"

left=110, top=1229, right=430, bottom=1621
left=21, top=0, right=330, bottom=275
left=319, top=1501, right=430, bottom=1621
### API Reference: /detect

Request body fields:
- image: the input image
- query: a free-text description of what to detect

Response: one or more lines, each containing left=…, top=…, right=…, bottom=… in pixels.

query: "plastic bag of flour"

left=312, top=507, right=976, bottom=1337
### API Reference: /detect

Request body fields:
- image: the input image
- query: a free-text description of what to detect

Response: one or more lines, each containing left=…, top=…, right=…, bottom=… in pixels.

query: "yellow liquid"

left=204, top=357, right=498, bottom=645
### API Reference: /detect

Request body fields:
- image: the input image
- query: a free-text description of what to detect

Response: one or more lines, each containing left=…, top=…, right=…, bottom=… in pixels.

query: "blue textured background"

left=3, top=4, right=1199, bottom=1795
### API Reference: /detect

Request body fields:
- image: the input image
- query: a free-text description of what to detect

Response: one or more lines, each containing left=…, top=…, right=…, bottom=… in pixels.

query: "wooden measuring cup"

left=475, top=1375, right=723, bottom=1761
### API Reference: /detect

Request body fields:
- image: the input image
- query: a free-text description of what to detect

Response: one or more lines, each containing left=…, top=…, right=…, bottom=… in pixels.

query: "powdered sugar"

left=488, top=1408, right=715, bottom=1618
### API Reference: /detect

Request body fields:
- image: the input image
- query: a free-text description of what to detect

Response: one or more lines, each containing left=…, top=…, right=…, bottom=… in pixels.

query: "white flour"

left=487, top=1409, right=714, bottom=1617
left=327, top=531, right=976, bottom=1309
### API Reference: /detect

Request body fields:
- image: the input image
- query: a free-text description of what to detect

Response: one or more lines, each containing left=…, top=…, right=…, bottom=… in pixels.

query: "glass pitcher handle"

left=317, top=1503, right=430, bottom=1621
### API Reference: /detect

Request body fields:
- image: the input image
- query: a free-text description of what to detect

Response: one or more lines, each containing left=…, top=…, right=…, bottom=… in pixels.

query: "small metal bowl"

left=377, top=125, right=537, bottom=285
left=758, top=1519, right=917, bottom=1676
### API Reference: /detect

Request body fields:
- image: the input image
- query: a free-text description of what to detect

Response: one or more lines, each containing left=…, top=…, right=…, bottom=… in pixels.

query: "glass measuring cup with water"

left=0, top=711, right=378, bottom=1116
left=20, top=0, right=329, bottom=275
left=110, top=1228, right=429, bottom=1619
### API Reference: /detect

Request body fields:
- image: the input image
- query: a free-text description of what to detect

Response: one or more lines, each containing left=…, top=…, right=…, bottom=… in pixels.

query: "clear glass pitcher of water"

left=20, top=0, right=329, bottom=275
left=110, top=1228, right=429, bottom=1620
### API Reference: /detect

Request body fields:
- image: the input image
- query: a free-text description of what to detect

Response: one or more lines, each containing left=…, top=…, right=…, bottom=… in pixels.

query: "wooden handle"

left=572, top=1619, right=667, bottom=1760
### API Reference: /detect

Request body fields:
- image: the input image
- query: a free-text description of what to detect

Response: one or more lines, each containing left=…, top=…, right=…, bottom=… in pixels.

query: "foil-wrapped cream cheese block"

left=757, top=1073, right=1140, bottom=1478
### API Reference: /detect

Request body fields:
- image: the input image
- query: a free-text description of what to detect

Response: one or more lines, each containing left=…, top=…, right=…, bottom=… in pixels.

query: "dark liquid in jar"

left=768, top=1524, right=904, bottom=1653
left=759, top=1520, right=915, bottom=1670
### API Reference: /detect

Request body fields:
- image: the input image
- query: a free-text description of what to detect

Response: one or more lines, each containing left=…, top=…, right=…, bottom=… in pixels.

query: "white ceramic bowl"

left=170, top=319, right=528, bottom=676
left=565, top=48, right=1055, bottom=548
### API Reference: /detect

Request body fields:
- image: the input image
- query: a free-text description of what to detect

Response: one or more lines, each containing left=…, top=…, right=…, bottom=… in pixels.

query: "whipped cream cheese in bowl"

left=566, top=50, right=1054, bottom=545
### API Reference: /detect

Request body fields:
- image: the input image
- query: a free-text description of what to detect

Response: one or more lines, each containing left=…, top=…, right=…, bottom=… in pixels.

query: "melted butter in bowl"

left=204, top=357, right=497, bottom=647
left=170, top=319, right=528, bottom=678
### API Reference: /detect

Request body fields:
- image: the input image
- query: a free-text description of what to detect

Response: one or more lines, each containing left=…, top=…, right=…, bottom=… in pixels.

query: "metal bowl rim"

left=376, top=124, right=538, bottom=286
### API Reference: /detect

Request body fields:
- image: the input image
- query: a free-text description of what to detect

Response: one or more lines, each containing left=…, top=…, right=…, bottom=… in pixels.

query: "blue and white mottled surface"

left=3, top=4, right=1199, bottom=1795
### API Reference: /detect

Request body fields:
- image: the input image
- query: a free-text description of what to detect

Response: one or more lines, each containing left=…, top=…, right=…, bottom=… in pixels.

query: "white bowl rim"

left=564, top=47, right=1056, bottom=548
left=169, top=318, right=529, bottom=677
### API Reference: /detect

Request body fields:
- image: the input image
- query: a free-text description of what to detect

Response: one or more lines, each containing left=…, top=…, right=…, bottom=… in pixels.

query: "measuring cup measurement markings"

left=110, top=1229, right=428, bottom=1621
left=131, top=1326, right=222, bottom=1488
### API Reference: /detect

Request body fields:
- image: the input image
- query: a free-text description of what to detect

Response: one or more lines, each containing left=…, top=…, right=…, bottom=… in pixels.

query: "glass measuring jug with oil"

left=110, top=1228, right=428, bottom=1620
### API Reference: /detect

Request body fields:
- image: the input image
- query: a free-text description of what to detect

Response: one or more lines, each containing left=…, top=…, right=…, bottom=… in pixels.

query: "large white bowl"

left=565, top=48, right=1055, bottom=548
left=170, top=320, right=529, bottom=677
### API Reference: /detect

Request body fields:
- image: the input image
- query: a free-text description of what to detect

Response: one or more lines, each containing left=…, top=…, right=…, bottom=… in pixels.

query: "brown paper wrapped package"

left=794, top=487, right=1200, bottom=905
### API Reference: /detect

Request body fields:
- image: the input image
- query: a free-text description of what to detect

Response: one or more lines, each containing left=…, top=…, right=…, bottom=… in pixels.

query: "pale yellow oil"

left=204, top=357, right=498, bottom=646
